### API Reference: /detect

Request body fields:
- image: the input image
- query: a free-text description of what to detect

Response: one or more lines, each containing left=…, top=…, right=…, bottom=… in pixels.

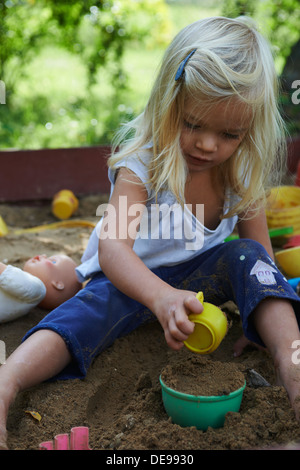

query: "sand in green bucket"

left=160, top=357, right=246, bottom=431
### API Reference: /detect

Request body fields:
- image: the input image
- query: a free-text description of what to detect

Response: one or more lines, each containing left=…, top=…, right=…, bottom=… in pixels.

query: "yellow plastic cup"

left=52, top=190, right=79, bottom=220
left=184, top=292, right=228, bottom=354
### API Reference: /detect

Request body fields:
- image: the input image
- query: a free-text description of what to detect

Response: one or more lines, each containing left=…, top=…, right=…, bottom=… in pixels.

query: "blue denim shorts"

left=23, top=239, right=300, bottom=380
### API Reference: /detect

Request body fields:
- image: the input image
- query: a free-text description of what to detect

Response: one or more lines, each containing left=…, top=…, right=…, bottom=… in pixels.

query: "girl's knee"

left=228, top=238, right=270, bottom=259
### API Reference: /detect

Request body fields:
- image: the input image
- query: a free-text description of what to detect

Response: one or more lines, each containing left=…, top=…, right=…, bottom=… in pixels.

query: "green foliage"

left=221, top=0, right=256, bottom=17
left=0, top=1, right=52, bottom=94
left=0, top=0, right=299, bottom=149
left=76, top=0, right=171, bottom=84
left=222, top=0, right=300, bottom=69
left=0, top=0, right=170, bottom=90
left=0, top=0, right=170, bottom=148
left=259, top=0, right=300, bottom=67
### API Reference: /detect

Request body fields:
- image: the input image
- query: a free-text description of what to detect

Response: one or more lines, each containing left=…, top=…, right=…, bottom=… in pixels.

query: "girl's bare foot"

left=0, top=426, right=8, bottom=450
left=252, top=298, right=300, bottom=422
left=0, top=382, right=19, bottom=450
left=274, top=358, right=300, bottom=421
left=0, top=330, right=72, bottom=450
left=233, top=333, right=265, bottom=357
left=0, top=399, right=9, bottom=450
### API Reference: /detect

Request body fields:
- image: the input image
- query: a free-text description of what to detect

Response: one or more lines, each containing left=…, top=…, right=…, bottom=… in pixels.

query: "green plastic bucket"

left=159, top=375, right=246, bottom=431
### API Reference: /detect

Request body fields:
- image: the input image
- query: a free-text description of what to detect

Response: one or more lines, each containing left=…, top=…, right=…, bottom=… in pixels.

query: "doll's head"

left=23, top=254, right=82, bottom=310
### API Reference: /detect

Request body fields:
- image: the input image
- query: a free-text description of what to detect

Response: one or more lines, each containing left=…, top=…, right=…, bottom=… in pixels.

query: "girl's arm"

left=98, top=168, right=202, bottom=350
left=237, top=206, right=274, bottom=260
left=233, top=205, right=275, bottom=357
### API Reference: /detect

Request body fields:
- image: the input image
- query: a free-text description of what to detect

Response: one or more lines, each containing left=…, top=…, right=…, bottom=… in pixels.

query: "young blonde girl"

left=0, top=16, right=300, bottom=449
left=110, top=16, right=285, bottom=216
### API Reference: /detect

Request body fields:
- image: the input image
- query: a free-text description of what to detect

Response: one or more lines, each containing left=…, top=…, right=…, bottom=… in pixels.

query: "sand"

left=161, top=357, right=246, bottom=396
left=1, top=195, right=300, bottom=451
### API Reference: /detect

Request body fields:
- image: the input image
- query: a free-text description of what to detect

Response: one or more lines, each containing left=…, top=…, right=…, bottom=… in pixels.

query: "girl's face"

left=180, top=98, right=250, bottom=173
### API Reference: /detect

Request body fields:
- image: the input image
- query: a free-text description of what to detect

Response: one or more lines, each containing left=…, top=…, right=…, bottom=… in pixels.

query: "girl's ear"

left=51, top=280, right=65, bottom=291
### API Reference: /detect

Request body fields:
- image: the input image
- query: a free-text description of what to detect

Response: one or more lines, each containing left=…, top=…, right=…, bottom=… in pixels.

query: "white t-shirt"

left=76, top=150, right=238, bottom=282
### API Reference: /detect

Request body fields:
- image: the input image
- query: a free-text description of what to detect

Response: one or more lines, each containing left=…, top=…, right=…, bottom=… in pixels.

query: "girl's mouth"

left=187, top=154, right=211, bottom=164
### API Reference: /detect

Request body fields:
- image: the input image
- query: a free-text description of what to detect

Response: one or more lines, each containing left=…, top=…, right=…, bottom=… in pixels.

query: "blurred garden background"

left=0, top=0, right=299, bottom=150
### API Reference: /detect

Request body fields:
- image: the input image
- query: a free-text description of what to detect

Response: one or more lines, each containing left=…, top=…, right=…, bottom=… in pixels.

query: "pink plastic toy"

left=39, top=426, right=91, bottom=450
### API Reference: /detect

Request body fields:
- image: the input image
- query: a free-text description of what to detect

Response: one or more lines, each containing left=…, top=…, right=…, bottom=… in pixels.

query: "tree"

left=0, top=0, right=170, bottom=97
left=0, top=0, right=170, bottom=147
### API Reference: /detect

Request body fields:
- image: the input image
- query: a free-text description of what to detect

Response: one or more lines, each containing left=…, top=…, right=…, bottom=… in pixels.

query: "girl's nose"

left=195, top=132, right=217, bottom=153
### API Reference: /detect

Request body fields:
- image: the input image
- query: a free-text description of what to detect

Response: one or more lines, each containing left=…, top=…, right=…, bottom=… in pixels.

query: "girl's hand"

left=152, top=288, right=203, bottom=350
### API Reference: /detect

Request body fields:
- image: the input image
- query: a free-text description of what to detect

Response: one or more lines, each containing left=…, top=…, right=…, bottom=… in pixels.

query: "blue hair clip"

left=175, top=48, right=197, bottom=81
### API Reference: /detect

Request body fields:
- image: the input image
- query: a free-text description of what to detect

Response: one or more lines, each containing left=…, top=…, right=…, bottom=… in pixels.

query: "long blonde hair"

left=108, top=16, right=286, bottom=218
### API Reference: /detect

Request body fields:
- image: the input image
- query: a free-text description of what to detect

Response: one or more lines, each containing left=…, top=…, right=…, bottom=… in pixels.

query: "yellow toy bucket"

left=275, top=246, right=300, bottom=278
left=265, top=186, right=300, bottom=236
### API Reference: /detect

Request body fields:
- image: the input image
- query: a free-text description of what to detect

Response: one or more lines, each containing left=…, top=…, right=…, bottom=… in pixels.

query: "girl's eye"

left=223, top=132, right=240, bottom=140
left=183, top=120, right=200, bottom=130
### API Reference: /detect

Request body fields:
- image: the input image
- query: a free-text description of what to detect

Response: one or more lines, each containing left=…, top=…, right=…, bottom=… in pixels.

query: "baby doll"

left=0, top=254, right=82, bottom=323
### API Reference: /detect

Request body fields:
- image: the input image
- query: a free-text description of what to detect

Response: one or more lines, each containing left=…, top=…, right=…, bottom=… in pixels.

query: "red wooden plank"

left=287, top=136, right=300, bottom=174
left=0, top=146, right=111, bottom=201
left=0, top=137, right=299, bottom=202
